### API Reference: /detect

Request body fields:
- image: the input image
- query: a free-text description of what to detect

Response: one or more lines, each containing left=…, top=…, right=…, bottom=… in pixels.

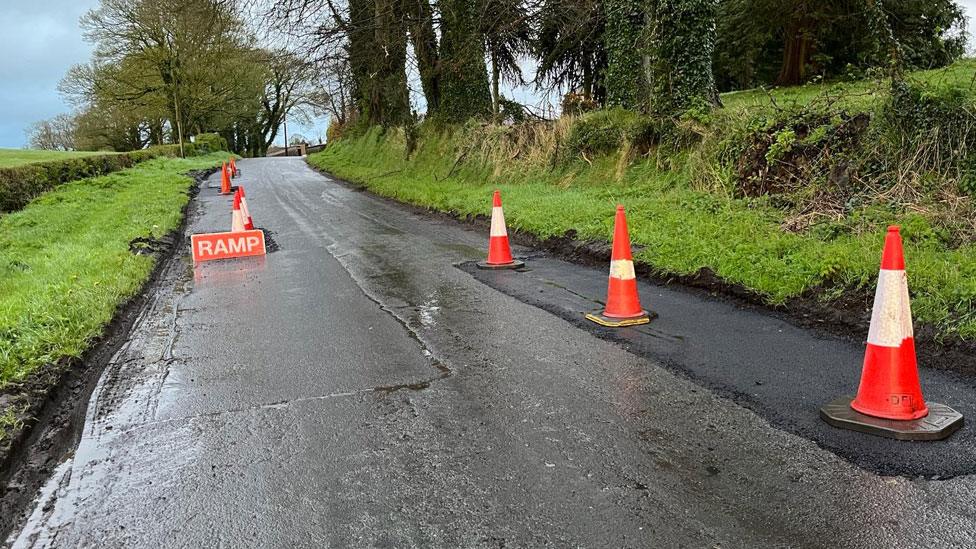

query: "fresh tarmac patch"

left=459, top=257, right=976, bottom=479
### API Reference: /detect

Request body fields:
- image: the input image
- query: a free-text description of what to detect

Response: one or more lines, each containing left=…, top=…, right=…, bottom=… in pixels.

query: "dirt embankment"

left=0, top=168, right=217, bottom=540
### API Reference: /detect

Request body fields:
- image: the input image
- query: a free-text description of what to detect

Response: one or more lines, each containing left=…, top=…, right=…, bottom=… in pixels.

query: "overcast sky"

left=2, top=1, right=975, bottom=149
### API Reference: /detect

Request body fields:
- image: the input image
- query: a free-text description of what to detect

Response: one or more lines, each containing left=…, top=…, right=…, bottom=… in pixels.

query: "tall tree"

left=646, top=0, right=718, bottom=114
left=437, top=0, right=493, bottom=121
left=479, top=0, right=532, bottom=119
left=535, top=0, right=608, bottom=103
left=77, top=0, right=260, bottom=153
left=26, top=114, right=77, bottom=151
left=603, top=0, right=647, bottom=108
left=405, top=0, right=441, bottom=112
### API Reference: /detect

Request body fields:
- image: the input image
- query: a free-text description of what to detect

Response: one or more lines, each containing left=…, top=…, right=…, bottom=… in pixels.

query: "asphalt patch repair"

left=459, top=257, right=976, bottom=479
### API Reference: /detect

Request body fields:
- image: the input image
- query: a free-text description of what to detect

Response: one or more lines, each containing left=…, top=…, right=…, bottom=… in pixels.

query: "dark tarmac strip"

left=7, top=157, right=976, bottom=548
left=459, top=259, right=976, bottom=478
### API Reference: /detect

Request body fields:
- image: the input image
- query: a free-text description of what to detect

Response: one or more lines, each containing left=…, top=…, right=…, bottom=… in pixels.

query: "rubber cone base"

left=585, top=309, right=655, bottom=327
left=820, top=396, right=963, bottom=441
left=476, top=259, right=525, bottom=270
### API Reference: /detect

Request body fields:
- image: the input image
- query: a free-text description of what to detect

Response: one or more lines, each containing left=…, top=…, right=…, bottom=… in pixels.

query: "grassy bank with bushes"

left=310, top=59, right=976, bottom=339
left=0, top=153, right=225, bottom=440
left=0, top=149, right=112, bottom=169
left=0, top=133, right=230, bottom=214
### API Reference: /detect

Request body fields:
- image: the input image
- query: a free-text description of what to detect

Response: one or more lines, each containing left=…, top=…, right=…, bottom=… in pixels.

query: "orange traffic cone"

left=231, top=189, right=246, bottom=232
left=821, top=226, right=963, bottom=440
left=586, top=206, right=652, bottom=327
left=220, top=162, right=232, bottom=195
left=239, top=186, right=254, bottom=230
left=230, top=157, right=239, bottom=178
left=476, top=190, right=524, bottom=269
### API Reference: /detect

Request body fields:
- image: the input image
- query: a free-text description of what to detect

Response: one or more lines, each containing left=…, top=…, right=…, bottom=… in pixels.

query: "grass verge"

left=0, top=149, right=113, bottom=169
left=0, top=153, right=224, bottom=398
left=308, top=120, right=976, bottom=339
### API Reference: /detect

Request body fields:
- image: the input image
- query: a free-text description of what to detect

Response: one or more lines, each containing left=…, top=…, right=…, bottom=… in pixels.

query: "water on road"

left=8, top=157, right=975, bottom=548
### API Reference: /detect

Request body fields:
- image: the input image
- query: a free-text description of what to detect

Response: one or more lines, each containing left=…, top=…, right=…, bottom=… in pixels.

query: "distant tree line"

left=27, top=0, right=967, bottom=151
left=263, top=0, right=965, bottom=133
left=30, top=0, right=319, bottom=155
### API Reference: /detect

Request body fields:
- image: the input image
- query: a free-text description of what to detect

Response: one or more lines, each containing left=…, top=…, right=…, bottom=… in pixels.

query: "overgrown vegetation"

left=310, top=59, right=976, bottom=339
left=0, top=144, right=197, bottom=213
left=0, top=149, right=111, bottom=169
left=0, top=153, right=224, bottom=393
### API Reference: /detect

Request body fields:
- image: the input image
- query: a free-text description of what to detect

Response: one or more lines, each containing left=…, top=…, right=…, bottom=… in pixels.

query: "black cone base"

left=820, top=396, right=964, bottom=441
left=476, top=259, right=525, bottom=270
left=585, top=309, right=656, bottom=328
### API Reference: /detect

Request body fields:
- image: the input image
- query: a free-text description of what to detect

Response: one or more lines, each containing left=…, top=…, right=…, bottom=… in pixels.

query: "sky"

left=1, top=1, right=975, bottom=149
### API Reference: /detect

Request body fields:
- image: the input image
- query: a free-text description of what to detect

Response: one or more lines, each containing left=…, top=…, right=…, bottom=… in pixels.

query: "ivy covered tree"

left=438, top=0, right=494, bottom=121
left=603, top=0, right=647, bottom=109
left=646, top=0, right=719, bottom=115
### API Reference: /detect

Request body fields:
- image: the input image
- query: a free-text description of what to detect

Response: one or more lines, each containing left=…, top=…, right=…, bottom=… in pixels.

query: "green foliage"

left=647, top=0, right=718, bottom=115
left=764, top=130, right=797, bottom=164
left=603, top=0, right=647, bottom=109
left=193, top=133, right=229, bottom=154
left=0, top=144, right=200, bottom=214
left=567, top=109, right=663, bottom=156
left=0, top=149, right=109, bottom=169
left=0, top=153, right=225, bottom=388
left=436, top=0, right=493, bottom=122
left=309, top=110, right=976, bottom=338
left=713, top=0, right=966, bottom=91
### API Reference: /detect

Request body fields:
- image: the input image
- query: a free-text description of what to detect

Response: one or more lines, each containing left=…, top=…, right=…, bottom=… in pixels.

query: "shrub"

left=192, top=133, right=229, bottom=154
left=567, top=108, right=665, bottom=157
left=0, top=144, right=198, bottom=213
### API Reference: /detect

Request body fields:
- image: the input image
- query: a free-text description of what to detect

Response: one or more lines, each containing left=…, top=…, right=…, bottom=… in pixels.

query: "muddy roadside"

left=0, top=167, right=218, bottom=540
left=307, top=162, right=976, bottom=379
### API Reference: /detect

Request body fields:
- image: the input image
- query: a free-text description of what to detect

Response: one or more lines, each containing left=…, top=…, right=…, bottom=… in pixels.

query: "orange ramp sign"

left=191, top=230, right=266, bottom=262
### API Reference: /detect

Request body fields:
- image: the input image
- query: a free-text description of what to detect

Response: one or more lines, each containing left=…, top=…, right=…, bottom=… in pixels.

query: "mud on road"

left=0, top=168, right=217, bottom=541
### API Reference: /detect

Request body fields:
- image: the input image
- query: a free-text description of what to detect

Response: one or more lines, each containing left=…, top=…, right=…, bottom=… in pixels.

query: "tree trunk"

left=776, top=9, right=812, bottom=86
left=372, top=0, right=411, bottom=126
left=490, top=48, right=500, bottom=120
left=604, top=0, right=646, bottom=109
left=646, top=0, right=718, bottom=115
left=437, top=0, right=493, bottom=122
left=406, top=0, right=440, bottom=112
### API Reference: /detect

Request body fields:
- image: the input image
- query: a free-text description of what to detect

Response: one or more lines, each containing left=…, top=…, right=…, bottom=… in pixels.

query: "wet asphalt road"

left=7, top=157, right=976, bottom=547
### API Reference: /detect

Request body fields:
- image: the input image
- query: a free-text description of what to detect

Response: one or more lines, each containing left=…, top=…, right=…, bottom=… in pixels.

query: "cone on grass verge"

left=231, top=189, right=246, bottom=232
left=476, top=190, right=524, bottom=270
left=586, top=206, right=654, bottom=327
left=820, top=226, right=963, bottom=440
left=239, top=185, right=254, bottom=230
left=220, top=162, right=232, bottom=195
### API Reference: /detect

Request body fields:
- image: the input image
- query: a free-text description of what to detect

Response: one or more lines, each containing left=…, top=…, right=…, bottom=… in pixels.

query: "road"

left=7, top=157, right=976, bottom=548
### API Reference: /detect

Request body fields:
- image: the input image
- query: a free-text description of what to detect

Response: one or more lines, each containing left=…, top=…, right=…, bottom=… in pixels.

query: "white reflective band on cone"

left=490, top=207, right=507, bottom=237
left=609, top=259, right=636, bottom=280
left=866, top=268, right=914, bottom=347
left=232, top=210, right=245, bottom=232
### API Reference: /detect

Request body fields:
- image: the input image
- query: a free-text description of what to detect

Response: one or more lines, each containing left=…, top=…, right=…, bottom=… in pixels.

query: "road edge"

left=0, top=167, right=217, bottom=542
left=305, top=160, right=976, bottom=379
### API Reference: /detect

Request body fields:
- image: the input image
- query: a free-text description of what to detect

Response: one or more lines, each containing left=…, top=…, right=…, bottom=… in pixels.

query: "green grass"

left=309, top=115, right=976, bottom=339
left=0, top=148, right=114, bottom=168
left=720, top=58, right=976, bottom=114
left=0, top=153, right=224, bottom=389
